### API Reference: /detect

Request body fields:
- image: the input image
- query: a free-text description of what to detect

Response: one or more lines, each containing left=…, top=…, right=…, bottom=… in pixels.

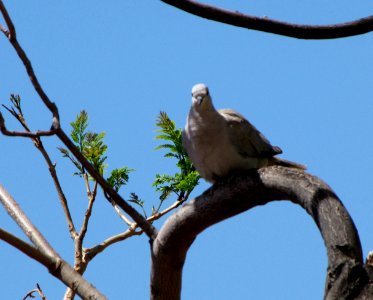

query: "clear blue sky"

left=1, top=1, right=373, bottom=299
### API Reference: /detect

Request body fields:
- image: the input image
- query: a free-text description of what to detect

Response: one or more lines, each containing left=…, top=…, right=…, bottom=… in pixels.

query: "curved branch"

left=161, top=0, right=373, bottom=39
left=151, top=167, right=370, bottom=299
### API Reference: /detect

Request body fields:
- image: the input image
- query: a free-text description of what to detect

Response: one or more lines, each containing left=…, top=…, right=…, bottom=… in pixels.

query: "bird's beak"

left=196, top=95, right=204, bottom=105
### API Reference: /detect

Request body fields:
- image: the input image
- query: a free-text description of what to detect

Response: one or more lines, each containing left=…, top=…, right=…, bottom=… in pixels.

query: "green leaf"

left=153, top=111, right=200, bottom=202
left=129, top=193, right=147, bottom=217
left=107, top=167, right=134, bottom=192
left=60, top=111, right=110, bottom=176
left=57, top=147, right=84, bottom=176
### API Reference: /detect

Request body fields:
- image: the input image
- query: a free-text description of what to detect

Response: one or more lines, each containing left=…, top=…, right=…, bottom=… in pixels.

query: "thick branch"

left=0, top=185, right=107, bottom=299
left=151, top=167, right=369, bottom=300
left=0, top=228, right=51, bottom=266
left=161, top=0, right=373, bottom=39
left=0, top=184, right=59, bottom=257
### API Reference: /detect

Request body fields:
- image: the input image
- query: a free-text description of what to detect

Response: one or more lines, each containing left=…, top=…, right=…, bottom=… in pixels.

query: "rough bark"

left=150, top=166, right=373, bottom=300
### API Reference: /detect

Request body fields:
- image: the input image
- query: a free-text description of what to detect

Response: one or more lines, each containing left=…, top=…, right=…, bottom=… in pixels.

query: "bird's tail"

left=269, top=157, right=306, bottom=170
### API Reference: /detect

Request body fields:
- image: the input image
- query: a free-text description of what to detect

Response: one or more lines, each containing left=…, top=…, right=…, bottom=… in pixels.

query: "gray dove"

left=182, top=83, right=305, bottom=183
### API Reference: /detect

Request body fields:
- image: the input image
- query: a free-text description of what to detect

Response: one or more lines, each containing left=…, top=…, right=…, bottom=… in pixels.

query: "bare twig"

left=74, top=175, right=97, bottom=272
left=0, top=0, right=157, bottom=240
left=22, top=283, right=46, bottom=300
left=0, top=112, right=57, bottom=137
left=84, top=228, right=142, bottom=262
left=84, top=193, right=190, bottom=261
left=161, top=0, right=373, bottom=39
left=22, top=289, right=40, bottom=300
left=38, top=148, right=78, bottom=239
left=79, top=175, right=97, bottom=244
left=110, top=199, right=135, bottom=227
left=1, top=101, right=78, bottom=239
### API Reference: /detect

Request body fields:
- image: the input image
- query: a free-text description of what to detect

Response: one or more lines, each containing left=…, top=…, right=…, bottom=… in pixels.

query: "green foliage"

left=107, top=167, right=134, bottom=192
left=70, top=110, right=89, bottom=152
left=128, top=192, right=147, bottom=218
left=82, top=132, right=107, bottom=176
left=58, top=110, right=108, bottom=176
left=153, top=112, right=200, bottom=203
left=59, top=111, right=132, bottom=193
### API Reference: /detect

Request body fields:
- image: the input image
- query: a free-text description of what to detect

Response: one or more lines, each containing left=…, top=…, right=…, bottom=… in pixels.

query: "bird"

left=182, top=83, right=305, bottom=183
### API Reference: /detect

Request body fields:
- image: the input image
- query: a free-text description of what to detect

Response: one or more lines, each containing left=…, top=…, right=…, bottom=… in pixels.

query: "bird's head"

left=191, top=83, right=214, bottom=111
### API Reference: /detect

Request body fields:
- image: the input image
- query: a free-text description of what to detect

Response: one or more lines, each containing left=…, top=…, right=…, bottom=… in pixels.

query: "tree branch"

left=151, top=167, right=371, bottom=299
left=0, top=1, right=158, bottom=240
left=0, top=228, right=51, bottom=267
left=1, top=99, right=78, bottom=239
left=84, top=194, right=190, bottom=262
left=161, top=0, right=373, bottom=39
left=0, top=112, right=57, bottom=137
left=0, top=0, right=15, bottom=39
left=84, top=228, right=142, bottom=262
left=22, top=284, right=46, bottom=300
left=0, top=185, right=107, bottom=299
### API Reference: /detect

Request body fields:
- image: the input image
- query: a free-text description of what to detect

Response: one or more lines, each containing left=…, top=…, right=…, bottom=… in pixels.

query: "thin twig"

left=1, top=101, right=78, bottom=239
left=84, top=192, right=190, bottom=261
left=84, top=228, right=142, bottom=262
left=74, top=175, right=97, bottom=273
left=0, top=111, right=57, bottom=137
left=79, top=174, right=96, bottom=242
left=38, top=147, right=78, bottom=239
left=22, top=284, right=47, bottom=300
left=110, top=199, right=135, bottom=227
left=22, top=289, right=39, bottom=300
left=161, top=0, right=373, bottom=39
left=36, top=284, right=47, bottom=300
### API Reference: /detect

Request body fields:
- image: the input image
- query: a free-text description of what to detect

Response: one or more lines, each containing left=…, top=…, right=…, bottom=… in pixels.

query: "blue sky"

left=1, top=1, right=373, bottom=299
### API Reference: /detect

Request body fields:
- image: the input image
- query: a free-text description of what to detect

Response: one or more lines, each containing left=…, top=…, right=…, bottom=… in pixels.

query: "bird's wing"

left=219, top=109, right=282, bottom=158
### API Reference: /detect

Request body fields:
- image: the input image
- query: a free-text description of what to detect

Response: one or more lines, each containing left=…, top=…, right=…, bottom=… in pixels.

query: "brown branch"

left=75, top=176, right=97, bottom=272
left=0, top=185, right=107, bottom=299
left=1, top=103, right=78, bottom=239
left=84, top=228, right=142, bottom=262
left=22, top=284, right=46, bottom=300
left=161, top=0, right=373, bottom=39
left=57, top=126, right=158, bottom=240
left=22, top=289, right=41, bottom=300
left=38, top=147, right=78, bottom=239
left=84, top=194, right=190, bottom=262
left=110, top=199, right=135, bottom=226
left=0, top=0, right=15, bottom=39
left=0, top=228, right=52, bottom=267
left=0, top=184, right=59, bottom=257
left=0, top=112, right=57, bottom=137
left=151, top=167, right=369, bottom=299
left=0, top=1, right=157, bottom=240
